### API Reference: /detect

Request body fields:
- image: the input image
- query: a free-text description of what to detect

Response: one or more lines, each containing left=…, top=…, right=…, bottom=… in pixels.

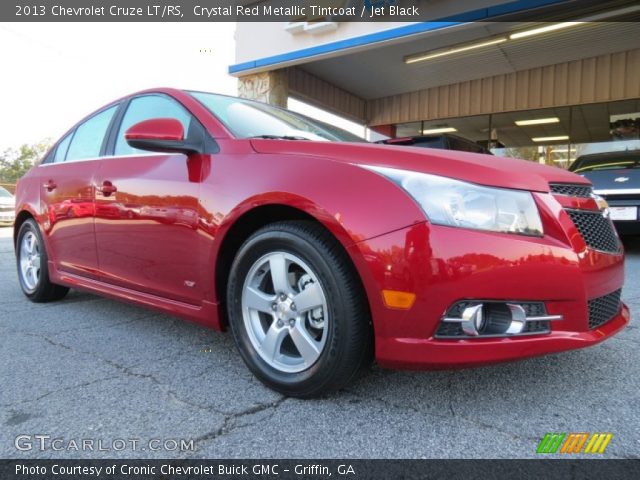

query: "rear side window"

left=414, top=137, right=446, bottom=149
left=65, top=105, right=118, bottom=162
left=53, top=133, right=72, bottom=163
left=571, top=155, right=640, bottom=173
left=448, top=137, right=485, bottom=154
left=114, top=95, right=192, bottom=156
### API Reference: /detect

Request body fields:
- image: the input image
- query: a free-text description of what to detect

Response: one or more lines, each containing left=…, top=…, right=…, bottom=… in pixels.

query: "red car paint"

left=14, top=88, right=628, bottom=369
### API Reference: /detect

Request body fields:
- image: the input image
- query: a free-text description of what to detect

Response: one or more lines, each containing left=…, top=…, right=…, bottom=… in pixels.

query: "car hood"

left=250, top=140, right=588, bottom=193
left=577, top=168, right=640, bottom=193
left=0, top=197, right=14, bottom=207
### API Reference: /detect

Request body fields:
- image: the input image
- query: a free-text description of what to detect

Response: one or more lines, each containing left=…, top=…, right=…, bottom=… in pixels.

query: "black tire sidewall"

left=228, top=227, right=356, bottom=396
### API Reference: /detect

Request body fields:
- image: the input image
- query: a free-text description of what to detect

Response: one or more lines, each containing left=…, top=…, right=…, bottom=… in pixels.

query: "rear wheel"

left=16, top=219, right=69, bottom=302
left=227, top=221, right=371, bottom=398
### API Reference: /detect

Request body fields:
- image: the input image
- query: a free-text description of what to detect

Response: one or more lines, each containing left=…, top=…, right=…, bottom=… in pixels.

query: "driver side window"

left=114, top=95, right=193, bottom=156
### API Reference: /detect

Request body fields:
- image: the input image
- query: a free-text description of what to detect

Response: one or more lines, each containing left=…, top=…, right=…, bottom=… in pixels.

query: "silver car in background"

left=0, top=186, right=16, bottom=225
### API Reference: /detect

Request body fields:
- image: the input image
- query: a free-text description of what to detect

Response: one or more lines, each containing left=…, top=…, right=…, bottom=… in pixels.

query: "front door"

left=94, top=94, right=205, bottom=304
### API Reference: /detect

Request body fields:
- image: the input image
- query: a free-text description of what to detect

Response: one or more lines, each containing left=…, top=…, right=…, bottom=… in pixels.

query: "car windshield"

left=571, top=154, right=640, bottom=173
left=188, top=91, right=365, bottom=143
left=0, top=187, right=13, bottom=198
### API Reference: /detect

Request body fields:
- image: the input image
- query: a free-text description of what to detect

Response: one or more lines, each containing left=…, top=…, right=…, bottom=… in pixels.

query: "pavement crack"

left=192, top=397, right=287, bottom=448
left=18, top=331, right=169, bottom=387
left=12, top=329, right=239, bottom=417
left=1, top=375, right=120, bottom=408
left=447, top=377, right=456, bottom=418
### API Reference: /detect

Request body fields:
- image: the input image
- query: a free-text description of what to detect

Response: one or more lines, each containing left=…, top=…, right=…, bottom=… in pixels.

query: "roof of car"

left=575, top=150, right=640, bottom=161
left=570, top=149, right=640, bottom=172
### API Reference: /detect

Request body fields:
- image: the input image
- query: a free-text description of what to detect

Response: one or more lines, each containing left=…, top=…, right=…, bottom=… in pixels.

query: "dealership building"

left=231, top=0, right=640, bottom=164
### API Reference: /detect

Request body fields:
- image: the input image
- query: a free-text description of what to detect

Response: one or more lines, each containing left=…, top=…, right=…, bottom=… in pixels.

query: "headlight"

left=365, top=166, right=543, bottom=236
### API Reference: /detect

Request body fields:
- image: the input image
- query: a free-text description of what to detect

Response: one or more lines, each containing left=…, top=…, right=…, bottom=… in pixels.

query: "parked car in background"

left=376, top=133, right=492, bottom=154
left=0, top=186, right=16, bottom=225
left=570, top=150, right=640, bottom=234
left=13, top=88, right=629, bottom=397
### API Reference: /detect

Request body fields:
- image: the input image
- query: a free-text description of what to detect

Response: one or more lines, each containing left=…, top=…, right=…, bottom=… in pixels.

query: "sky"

left=0, top=22, right=364, bottom=152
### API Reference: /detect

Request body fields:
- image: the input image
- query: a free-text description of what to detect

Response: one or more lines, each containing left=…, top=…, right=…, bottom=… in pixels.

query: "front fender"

left=200, top=151, right=426, bottom=309
left=205, top=152, right=426, bottom=244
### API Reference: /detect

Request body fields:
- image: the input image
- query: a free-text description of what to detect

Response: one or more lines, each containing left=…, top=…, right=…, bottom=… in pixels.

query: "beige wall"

left=288, top=68, right=366, bottom=122
left=366, top=48, right=640, bottom=126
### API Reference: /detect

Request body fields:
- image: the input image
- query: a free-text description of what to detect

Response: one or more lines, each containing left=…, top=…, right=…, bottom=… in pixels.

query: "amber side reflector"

left=382, top=290, right=416, bottom=310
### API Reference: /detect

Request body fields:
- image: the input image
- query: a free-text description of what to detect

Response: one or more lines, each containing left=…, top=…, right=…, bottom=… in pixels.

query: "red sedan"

left=14, top=88, right=629, bottom=397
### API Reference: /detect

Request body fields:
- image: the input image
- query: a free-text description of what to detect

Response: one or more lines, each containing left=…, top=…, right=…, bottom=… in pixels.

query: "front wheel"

left=227, top=221, right=372, bottom=398
left=16, top=218, right=69, bottom=302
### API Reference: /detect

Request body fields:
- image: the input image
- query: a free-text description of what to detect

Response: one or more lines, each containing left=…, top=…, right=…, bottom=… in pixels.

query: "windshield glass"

left=571, top=154, right=640, bottom=173
left=0, top=187, right=12, bottom=198
left=188, top=91, right=365, bottom=143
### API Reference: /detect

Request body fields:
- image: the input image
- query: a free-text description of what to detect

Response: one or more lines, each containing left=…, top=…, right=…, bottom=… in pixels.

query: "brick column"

left=238, top=69, right=289, bottom=107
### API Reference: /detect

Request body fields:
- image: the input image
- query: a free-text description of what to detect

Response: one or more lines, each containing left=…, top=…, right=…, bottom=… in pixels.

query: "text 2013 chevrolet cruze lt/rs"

left=14, top=89, right=629, bottom=397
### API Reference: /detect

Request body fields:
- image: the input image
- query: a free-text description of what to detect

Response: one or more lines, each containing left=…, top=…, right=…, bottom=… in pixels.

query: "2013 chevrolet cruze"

left=14, top=89, right=629, bottom=397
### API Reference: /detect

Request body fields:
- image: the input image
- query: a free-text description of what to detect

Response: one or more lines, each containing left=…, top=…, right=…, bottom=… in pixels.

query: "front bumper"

left=376, top=304, right=629, bottom=369
left=349, top=192, right=628, bottom=369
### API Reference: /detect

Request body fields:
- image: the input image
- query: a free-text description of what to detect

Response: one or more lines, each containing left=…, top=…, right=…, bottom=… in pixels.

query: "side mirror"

left=125, top=118, right=202, bottom=154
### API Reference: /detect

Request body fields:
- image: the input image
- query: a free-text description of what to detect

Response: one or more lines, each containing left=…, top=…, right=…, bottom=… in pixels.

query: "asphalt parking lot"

left=1, top=225, right=639, bottom=459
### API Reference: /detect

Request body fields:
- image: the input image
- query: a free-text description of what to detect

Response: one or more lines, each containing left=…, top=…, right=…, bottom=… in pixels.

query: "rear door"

left=39, top=104, right=119, bottom=279
left=93, top=94, right=206, bottom=304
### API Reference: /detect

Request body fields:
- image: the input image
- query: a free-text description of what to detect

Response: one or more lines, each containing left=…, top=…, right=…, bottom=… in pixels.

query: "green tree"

left=503, top=146, right=539, bottom=162
left=0, top=140, right=51, bottom=183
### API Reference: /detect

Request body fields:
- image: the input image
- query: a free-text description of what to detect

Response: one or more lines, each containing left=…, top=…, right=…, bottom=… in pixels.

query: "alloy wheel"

left=241, top=251, right=329, bottom=373
left=19, top=231, right=41, bottom=292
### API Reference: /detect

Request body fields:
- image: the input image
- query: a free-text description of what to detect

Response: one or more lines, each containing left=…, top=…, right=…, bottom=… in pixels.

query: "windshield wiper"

left=248, top=135, right=308, bottom=141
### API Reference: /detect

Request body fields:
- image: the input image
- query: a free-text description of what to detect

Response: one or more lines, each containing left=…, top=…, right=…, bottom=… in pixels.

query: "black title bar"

left=2, top=459, right=640, bottom=480
left=3, top=0, right=640, bottom=22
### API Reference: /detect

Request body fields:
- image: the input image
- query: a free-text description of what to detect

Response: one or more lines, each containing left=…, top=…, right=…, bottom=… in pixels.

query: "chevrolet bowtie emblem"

left=614, top=177, right=630, bottom=183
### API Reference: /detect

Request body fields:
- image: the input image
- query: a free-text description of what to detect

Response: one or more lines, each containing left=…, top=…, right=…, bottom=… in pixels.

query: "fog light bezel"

left=435, top=300, right=563, bottom=339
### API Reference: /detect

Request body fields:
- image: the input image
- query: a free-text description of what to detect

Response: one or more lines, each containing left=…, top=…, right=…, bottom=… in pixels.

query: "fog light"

left=436, top=301, right=562, bottom=338
left=460, top=304, right=483, bottom=336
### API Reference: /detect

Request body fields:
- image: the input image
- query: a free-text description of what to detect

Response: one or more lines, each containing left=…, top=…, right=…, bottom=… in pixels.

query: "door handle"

left=43, top=180, right=57, bottom=192
left=98, top=181, right=117, bottom=196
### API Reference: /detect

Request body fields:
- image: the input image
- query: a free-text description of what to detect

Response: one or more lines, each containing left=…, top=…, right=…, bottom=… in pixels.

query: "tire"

left=16, top=218, right=69, bottom=302
left=227, top=220, right=372, bottom=398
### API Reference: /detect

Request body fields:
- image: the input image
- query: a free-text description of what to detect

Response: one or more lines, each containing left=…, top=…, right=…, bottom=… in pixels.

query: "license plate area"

left=609, top=206, right=638, bottom=221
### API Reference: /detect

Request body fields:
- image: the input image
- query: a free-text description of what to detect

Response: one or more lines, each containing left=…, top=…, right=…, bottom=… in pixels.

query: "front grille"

left=565, top=209, right=620, bottom=253
left=588, top=289, right=622, bottom=329
left=435, top=321, right=468, bottom=338
left=0, top=206, right=13, bottom=212
left=550, top=183, right=593, bottom=198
